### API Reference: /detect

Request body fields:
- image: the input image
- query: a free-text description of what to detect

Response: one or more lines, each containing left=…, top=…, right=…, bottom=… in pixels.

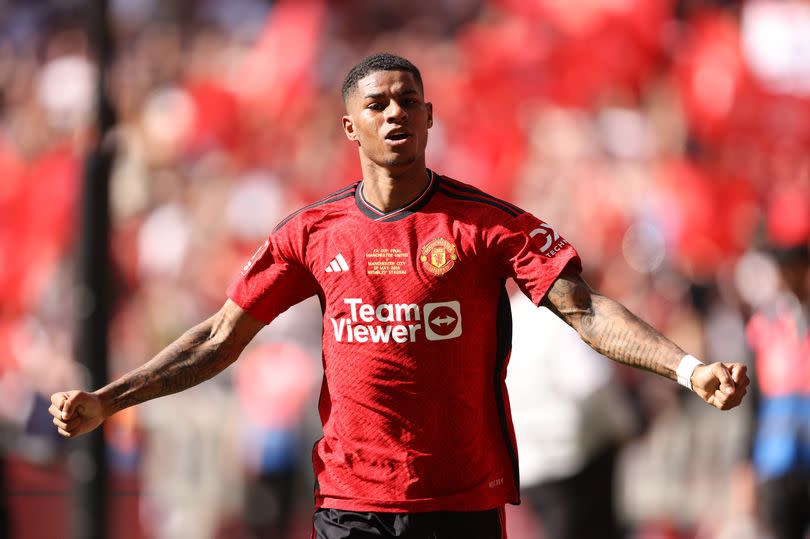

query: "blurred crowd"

left=1, top=0, right=808, bottom=538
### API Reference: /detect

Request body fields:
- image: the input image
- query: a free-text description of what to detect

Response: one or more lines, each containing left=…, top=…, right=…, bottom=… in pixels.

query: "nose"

left=385, top=100, right=407, bottom=123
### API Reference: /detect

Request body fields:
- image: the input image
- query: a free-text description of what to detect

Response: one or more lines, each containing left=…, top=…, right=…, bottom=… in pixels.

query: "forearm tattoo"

left=100, top=313, right=249, bottom=414
left=543, top=275, right=684, bottom=379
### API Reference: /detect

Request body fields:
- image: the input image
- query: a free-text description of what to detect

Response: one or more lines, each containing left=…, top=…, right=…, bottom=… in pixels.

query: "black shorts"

left=312, top=507, right=506, bottom=539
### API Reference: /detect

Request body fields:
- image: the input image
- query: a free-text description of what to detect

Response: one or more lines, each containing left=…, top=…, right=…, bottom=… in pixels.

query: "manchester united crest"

left=420, top=238, right=458, bottom=276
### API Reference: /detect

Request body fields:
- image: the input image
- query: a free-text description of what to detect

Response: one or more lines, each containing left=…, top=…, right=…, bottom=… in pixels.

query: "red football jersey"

left=228, top=171, right=581, bottom=512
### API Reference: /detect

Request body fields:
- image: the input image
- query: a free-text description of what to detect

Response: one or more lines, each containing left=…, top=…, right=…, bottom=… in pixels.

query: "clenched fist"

left=691, top=363, right=749, bottom=410
left=49, top=390, right=107, bottom=438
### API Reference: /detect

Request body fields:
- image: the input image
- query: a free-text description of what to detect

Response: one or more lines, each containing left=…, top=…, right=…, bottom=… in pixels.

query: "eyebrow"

left=362, top=88, right=420, bottom=100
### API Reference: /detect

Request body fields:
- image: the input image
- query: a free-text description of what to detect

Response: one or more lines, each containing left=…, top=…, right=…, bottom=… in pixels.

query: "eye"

left=367, top=102, right=384, bottom=111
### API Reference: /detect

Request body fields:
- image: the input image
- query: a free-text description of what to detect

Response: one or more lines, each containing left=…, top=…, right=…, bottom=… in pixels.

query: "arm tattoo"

left=543, top=274, right=684, bottom=379
left=98, top=311, right=254, bottom=415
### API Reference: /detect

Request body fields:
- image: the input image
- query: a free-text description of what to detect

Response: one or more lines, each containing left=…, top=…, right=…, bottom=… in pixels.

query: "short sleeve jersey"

left=228, top=171, right=581, bottom=512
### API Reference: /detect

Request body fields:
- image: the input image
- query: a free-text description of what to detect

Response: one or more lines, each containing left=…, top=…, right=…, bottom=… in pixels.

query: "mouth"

left=384, top=132, right=412, bottom=146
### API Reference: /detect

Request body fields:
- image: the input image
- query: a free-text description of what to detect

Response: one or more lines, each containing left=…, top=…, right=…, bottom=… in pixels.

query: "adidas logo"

left=325, top=253, right=349, bottom=273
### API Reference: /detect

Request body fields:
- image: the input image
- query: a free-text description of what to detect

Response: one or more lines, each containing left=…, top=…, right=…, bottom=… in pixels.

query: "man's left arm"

left=541, top=266, right=749, bottom=410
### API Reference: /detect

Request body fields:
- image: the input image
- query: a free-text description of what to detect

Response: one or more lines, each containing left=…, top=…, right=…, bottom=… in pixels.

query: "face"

left=342, top=70, right=433, bottom=171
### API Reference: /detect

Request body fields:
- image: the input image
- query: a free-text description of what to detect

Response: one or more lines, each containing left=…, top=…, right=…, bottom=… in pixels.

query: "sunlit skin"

left=342, top=70, right=433, bottom=213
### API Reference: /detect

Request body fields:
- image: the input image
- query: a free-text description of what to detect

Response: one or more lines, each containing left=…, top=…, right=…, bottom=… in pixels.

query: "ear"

left=426, top=102, right=433, bottom=128
left=342, top=114, right=358, bottom=142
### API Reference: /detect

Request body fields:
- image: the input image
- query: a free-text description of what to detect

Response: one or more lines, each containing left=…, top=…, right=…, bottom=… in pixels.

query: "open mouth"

left=385, top=132, right=411, bottom=141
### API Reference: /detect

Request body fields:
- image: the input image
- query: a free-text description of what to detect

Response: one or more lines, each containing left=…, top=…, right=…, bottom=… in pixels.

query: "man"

left=50, top=53, right=748, bottom=538
left=746, top=244, right=809, bottom=539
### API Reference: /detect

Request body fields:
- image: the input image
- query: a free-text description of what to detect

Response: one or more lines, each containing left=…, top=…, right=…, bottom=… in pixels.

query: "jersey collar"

left=355, top=169, right=438, bottom=222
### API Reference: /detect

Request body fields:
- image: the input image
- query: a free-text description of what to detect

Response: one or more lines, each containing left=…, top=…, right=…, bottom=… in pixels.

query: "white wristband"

left=676, top=354, right=704, bottom=391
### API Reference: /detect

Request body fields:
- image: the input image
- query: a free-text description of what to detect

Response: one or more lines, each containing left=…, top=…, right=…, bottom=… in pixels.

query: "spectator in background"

left=235, top=342, right=317, bottom=539
left=746, top=243, right=810, bottom=539
left=508, top=287, right=638, bottom=539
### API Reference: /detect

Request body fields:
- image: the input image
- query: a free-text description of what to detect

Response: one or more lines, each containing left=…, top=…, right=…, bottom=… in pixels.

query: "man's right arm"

left=50, top=299, right=265, bottom=438
left=541, top=267, right=748, bottom=410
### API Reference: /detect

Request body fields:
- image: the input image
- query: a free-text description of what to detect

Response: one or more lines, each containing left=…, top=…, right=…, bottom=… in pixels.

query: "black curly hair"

left=341, top=53, right=424, bottom=103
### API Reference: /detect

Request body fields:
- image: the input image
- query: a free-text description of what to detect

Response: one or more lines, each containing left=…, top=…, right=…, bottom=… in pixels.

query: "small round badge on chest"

left=420, top=238, right=458, bottom=276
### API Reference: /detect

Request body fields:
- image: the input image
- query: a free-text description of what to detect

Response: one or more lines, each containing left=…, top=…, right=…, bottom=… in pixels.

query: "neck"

left=360, top=160, right=430, bottom=213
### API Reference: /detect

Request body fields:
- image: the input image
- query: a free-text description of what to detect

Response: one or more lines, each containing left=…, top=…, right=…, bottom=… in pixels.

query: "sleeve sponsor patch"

left=241, top=239, right=270, bottom=276
left=528, top=223, right=569, bottom=258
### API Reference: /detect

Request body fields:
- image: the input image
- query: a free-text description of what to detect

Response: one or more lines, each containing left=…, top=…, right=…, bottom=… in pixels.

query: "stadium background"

left=1, top=0, right=808, bottom=537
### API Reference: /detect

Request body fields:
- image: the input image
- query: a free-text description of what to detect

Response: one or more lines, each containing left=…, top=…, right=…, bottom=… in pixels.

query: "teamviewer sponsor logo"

left=330, top=299, right=462, bottom=343
left=423, top=301, right=462, bottom=340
